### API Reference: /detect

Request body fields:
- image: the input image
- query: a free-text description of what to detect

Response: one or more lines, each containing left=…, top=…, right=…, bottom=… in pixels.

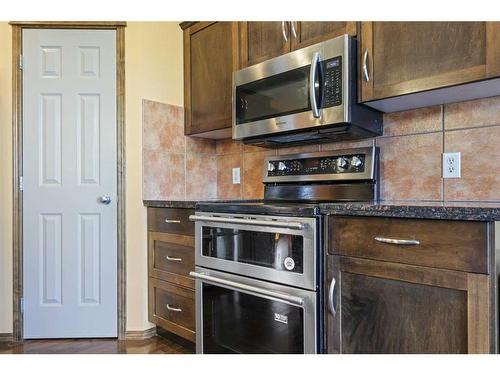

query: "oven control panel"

left=263, top=147, right=377, bottom=182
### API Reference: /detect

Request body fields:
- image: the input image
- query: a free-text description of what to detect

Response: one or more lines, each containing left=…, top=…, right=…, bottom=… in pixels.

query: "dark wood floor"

left=0, top=335, right=194, bottom=354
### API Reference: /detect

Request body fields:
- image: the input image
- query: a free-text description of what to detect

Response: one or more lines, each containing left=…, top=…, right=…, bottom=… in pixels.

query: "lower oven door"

left=191, top=267, right=317, bottom=354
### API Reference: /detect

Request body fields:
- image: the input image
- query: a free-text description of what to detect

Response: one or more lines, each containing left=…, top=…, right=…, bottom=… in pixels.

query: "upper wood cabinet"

left=359, top=22, right=500, bottom=103
left=290, top=22, right=357, bottom=50
left=182, top=22, right=239, bottom=137
left=239, top=22, right=290, bottom=67
left=239, top=21, right=357, bottom=68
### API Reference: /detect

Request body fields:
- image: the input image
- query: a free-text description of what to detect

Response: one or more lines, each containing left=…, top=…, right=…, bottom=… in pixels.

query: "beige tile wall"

left=375, top=96, right=500, bottom=202
left=143, top=99, right=217, bottom=200
left=144, top=96, right=500, bottom=203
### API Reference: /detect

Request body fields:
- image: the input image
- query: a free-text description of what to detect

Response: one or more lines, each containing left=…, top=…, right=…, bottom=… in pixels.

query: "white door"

left=23, top=29, right=117, bottom=338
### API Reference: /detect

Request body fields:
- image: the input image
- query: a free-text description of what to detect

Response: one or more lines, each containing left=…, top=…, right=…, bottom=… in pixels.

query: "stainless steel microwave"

left=232, top=35, right=383, bottom=147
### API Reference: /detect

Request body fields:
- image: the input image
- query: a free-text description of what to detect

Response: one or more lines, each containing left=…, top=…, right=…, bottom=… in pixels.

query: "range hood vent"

left=243, top=123, right=378, bottom=148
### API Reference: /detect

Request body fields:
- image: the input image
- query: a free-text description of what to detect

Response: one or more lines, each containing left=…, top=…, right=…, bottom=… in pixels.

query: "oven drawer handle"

left=189, top=271, right=304, bottom=306
left=189, top=215, right=304, bottom=230
left=374, top=236, right=420, bottom=246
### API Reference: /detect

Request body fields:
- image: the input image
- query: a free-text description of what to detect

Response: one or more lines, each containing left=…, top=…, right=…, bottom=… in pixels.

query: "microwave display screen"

left=326, top=59, right=339, bottom=68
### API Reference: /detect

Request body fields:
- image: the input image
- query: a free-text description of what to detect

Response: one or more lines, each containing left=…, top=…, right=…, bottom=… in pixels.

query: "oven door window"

left=202, top=284, right=304, bottom=354
left=202, top=227, right=304, bottom=274
left=235, top=65, right=311, bottom=125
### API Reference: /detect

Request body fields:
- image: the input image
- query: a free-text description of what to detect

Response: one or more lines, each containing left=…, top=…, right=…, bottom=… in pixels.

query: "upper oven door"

left=191, top=212, right=317, bottom=291
left=233, top=34, right=352, bottom=140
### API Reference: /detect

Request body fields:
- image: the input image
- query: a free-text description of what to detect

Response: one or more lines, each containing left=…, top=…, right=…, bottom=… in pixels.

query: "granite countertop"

left=319, top=201, right=500, bottom=221
left=143, top=199, right=263, bottom=209
left=143, top=199, right=500, bottom=221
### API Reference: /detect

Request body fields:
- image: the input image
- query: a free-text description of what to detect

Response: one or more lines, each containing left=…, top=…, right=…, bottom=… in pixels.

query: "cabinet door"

left=239, top=22, right=291, bottom=67
left=184, top=22, right=239, bottom=136
left=290, top=22, right=357, bottom=50
left=326, top=256, right=492, bottom=354
left=360, top=22, right=500, bottom=102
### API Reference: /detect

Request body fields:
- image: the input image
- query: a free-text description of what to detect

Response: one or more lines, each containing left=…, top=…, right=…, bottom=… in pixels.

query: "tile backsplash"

left=142, top=100, right=217, bottom=200
left=143, top=96, right=500, bottom=202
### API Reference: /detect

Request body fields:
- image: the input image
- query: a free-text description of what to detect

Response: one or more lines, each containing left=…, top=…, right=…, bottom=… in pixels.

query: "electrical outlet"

left=443, top=152, right=461, bottom=178
left=232, top=167, right=241, bottom=184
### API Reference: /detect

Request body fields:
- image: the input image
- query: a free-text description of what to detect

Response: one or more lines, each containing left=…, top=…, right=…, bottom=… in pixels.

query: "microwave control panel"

left=322, top=56, right=342, bottom=108
left=267, top=153, right=365, bottom=177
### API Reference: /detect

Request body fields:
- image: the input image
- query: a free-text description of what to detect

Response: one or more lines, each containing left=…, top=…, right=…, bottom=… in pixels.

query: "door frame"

left=10, top=21, right=127, bottom=341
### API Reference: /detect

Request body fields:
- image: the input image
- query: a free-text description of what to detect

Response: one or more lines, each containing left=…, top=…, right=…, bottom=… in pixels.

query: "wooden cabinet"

left=290, top=22, right=357, bottom=50
left=182, top=22, right=239, bottom=137
left=239, top=21, right=357, bottom=68
left=239, top=22, right=290, bottom=67
left=326, top=216, right=497, bottom=354
left=359, top=22, right=500, bottom=103
left=147, top=207, right=196, bottom=342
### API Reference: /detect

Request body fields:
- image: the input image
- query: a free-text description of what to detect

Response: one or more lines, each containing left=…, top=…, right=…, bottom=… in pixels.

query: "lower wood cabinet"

left=326, top=256, right=491, bottom=353
left=147, top=207, right=196, bottom=343
left=326, top=216, right=498, bottom=354
left=148, top=277, right=196, bottom=342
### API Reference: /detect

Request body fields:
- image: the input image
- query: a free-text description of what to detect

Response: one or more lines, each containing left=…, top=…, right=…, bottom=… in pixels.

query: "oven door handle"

left=190, top=271, right=305, bottom=306
left=189, top=215, right=304, bottom=230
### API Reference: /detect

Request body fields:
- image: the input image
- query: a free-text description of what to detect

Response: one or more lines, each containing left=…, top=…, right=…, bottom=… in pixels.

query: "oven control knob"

left=278, top=162, right=287, bottom=171
left=350, top=155, right=363, bottom=168
left=268, top=162, right=276, bottom=172
left=336, top=157, right=348, bottom=171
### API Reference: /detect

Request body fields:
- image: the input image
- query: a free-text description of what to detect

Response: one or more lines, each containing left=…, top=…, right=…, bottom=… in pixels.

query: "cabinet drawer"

left=149, top=278, right=195, bottom=342
left=148, top=207, right=194, bottom=235
left=149, top=232, right=195, bottom=288
left=329, top=216, right=488, bottom=273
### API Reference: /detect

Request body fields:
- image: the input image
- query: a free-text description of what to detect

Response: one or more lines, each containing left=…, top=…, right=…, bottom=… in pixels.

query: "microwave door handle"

left=309, top=51, right=321, bottom=118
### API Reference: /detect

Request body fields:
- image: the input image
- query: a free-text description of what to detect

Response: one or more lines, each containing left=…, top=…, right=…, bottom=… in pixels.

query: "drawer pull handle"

left=166, top=255, right=183, bottom=262
left=165, top=219, right=181, bottom=224
left=374, top=236, right=420, bottom=246
left=166, top=304, right=182, bottom=312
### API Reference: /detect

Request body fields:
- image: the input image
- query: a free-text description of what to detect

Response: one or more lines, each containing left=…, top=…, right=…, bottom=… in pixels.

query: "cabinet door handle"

left=166, top=304, right=182, bottom=312
left=281, top=21, right=288, bottom=42
left=362, top=49, right=370, bottom=82
left=166, top=255, right=183, bottom=262
left=290, top=21, right=298, bottom=39
left=164, top=218, right=181, bottom=224
left=374, top=236, right=420, bottom=246
left=328, top=277, right=336, bottom=316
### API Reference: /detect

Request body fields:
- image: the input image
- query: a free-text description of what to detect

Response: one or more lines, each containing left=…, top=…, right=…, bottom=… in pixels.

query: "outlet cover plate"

left=443, top=152, right=461, bottom=178
left=232, top=167, right=241, bottom=184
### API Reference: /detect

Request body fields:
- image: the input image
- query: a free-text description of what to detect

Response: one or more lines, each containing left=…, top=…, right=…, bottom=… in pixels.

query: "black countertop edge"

left=143, top=200, right=500, bottom=221
left=143, top=199, right=264, bottom=209
left=319, top=202, right=500, bottom=221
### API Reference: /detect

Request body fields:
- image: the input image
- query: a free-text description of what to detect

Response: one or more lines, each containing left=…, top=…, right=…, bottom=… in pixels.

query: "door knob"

left=98, top=195, right=112, bottom=205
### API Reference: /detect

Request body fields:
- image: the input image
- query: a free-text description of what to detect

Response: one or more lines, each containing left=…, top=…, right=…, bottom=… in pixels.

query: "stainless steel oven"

left=232, top=35, right=382, bottom=147
left=191, top=267, right=317, bottom=354
left=189, top=146, right=379, bottom=354
left=189, top=212, right=319, bottom=354
left=191, top=213, right=316, bottom=290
